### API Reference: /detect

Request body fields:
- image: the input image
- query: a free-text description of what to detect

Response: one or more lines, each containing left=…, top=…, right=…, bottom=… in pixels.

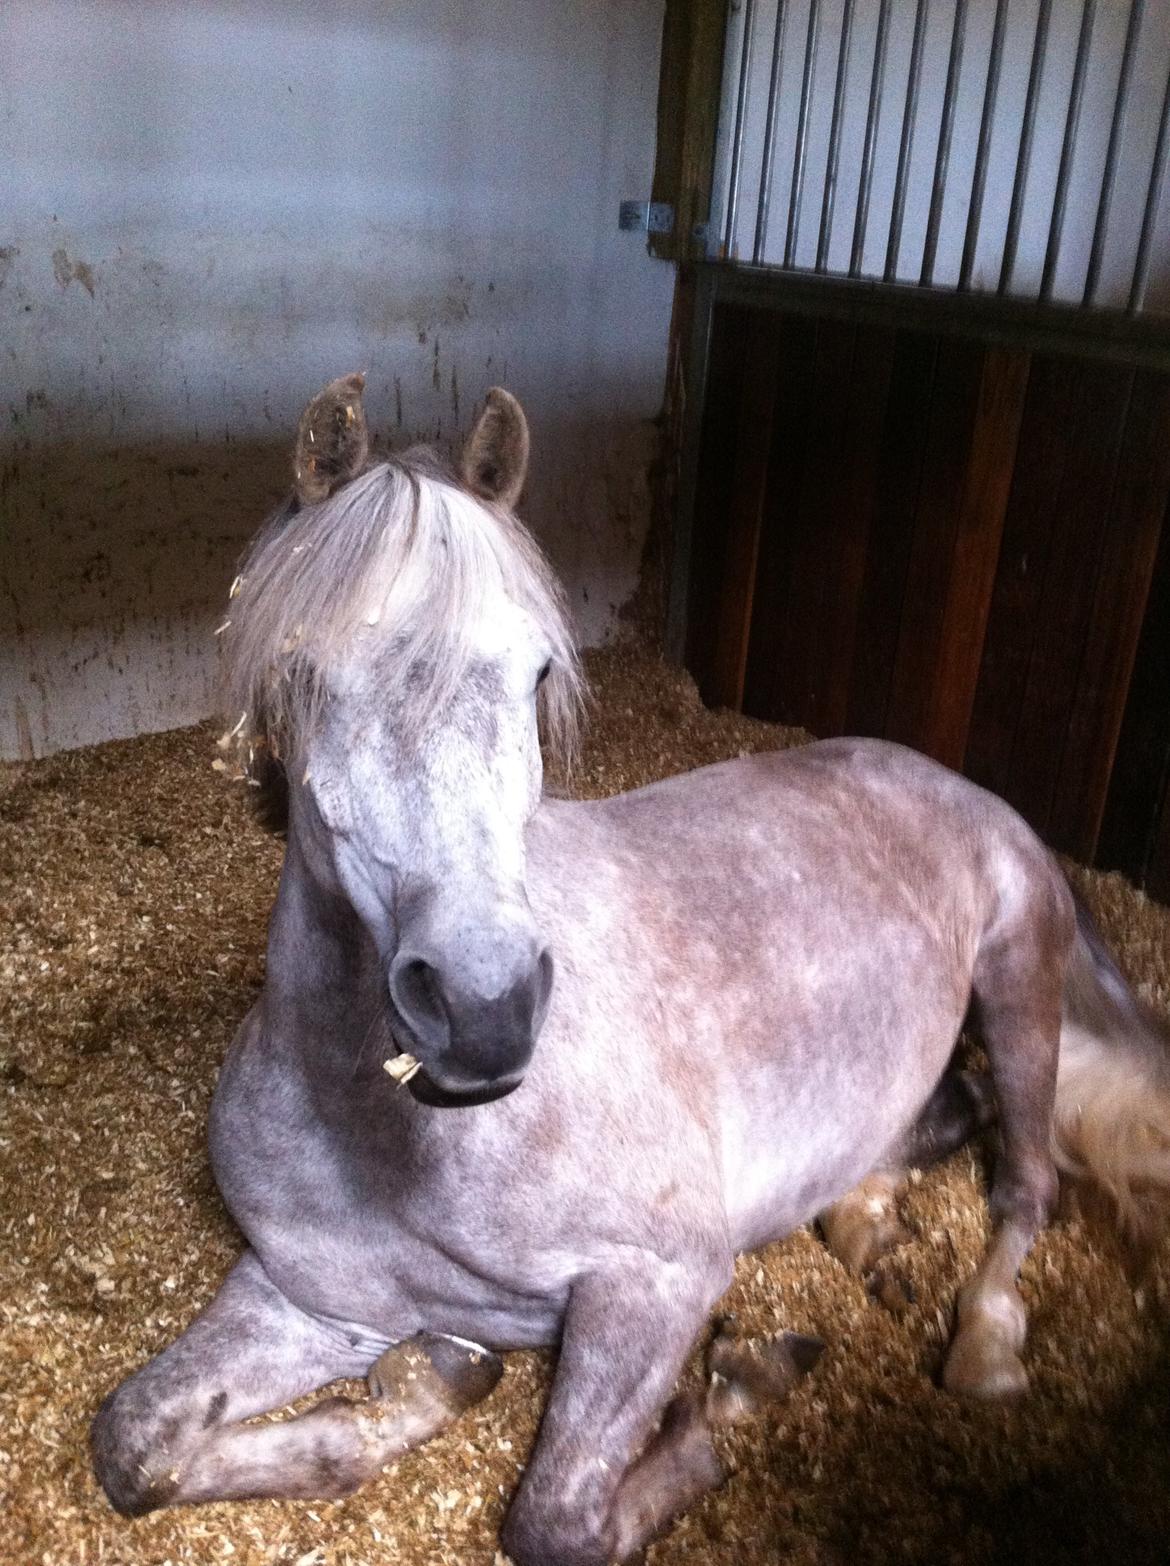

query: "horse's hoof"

left=367, top=1332, right=502, bottom=1412
left=706, top=1326, right=824, bottom=1424
left=943, top=1338, right=1029, bottom=1400
left=821, top=1191, right=913, bottom=1274
left=610, top=1391, right=724, bottom=1560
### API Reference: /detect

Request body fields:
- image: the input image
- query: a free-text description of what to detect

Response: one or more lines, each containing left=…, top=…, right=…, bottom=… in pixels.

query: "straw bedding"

left=2, top=641, right=1168, bottom=1566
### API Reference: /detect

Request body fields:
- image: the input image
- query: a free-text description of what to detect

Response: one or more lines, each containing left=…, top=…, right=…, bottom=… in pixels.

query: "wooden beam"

left=925, top=345, right=1030, bottom=769
left=650, top=0, right=729, bottom=262
left=698, top=262, right=1170, bottom=373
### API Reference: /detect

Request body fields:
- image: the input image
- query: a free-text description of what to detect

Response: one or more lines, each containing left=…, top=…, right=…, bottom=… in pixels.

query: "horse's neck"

left=262, top=833, right=385, bottom=1064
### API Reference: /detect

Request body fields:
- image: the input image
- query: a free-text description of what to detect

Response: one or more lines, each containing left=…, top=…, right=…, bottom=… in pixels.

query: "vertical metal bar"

left=921, top=0, right=968, bottom=286
left=1129, top=53, right=1170, bottom=313
left=1041, top=0, right=1097, bottom=303
left=815, top=0, right=857, bottom=271
left=999, top=0, right=1054, bottom=295
left=753, top=1, right=793, bottom=264
left=958, top=0, right=1009, bottom=290
left=784, top=0, right=823, bottom=267
left=1084, top=0, right=1144, bottom=306
left=850, top=0, right=893, bottom=277
left=884, top=0, right=930, bottom=282
left=722, top=0, right=760, bottom=260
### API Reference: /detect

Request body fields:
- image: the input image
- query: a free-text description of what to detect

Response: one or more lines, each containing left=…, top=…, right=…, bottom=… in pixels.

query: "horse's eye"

left=536, top=661, right=552, bottom=688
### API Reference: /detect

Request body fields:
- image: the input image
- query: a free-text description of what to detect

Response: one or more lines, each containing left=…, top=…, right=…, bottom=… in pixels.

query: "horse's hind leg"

left=943, top=887, right=1070, bottom=1398
left=820, top=1065, right=997, bottom=1274
left=900, top=1065, right=997, bottom=1168
left=92, top=1250, right=499, bottom=1513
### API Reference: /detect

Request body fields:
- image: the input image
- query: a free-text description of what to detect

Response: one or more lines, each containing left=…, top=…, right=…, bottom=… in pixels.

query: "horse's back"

left=550, top=736, right=1056, bottom=920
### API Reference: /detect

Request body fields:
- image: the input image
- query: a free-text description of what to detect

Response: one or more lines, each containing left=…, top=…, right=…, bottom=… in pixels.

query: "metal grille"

left=712, top=0, right=1170, bottom=314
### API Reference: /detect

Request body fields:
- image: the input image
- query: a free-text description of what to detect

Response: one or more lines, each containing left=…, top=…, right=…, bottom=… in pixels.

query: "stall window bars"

left=713, top=0, right=1170, bottom=314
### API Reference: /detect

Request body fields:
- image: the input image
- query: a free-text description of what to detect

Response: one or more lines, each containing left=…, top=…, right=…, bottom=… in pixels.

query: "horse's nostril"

left=389, top=955, right=450, bottom=1049
left=405, top=958, right=442, bottom=1017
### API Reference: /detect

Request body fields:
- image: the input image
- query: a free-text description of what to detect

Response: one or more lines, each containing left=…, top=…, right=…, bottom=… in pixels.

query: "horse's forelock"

left=221, top=455, right=584, bottom=782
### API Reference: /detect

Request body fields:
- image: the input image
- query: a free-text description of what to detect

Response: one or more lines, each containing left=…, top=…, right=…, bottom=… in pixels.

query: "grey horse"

left=92, top=375, right=1170, bottom=1565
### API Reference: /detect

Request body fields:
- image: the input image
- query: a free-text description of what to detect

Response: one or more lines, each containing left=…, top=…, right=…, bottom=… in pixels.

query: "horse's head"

left=224, top=375, right=581, bottom=1106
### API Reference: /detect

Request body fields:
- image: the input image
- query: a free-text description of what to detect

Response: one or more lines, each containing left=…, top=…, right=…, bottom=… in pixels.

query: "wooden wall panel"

left=965, top=357, right=1082, bottom=799
left=684, top=303, right=753, bottom=703
left=684, top=299, right=1170, bottom=893
left=804, top=324, right=897, bottom=737
left=890, top=346, right=1030, bottom=769
left=996, top=361, right=1135, bottom=839
left=1049, top=371, right=1170, bottom=860
left=1098, top=509, right=1170, bottom=887
left=741, top=317, right=819, bottom=718
left=845, top=332, right=940, bottom=737
left=884, top=340, right=988, bottom=754
left=767, top=320, right=859, bottom=729
left=705, top=314, right=783, bottom=709
left=1148, top=785, right=1170, bottom=904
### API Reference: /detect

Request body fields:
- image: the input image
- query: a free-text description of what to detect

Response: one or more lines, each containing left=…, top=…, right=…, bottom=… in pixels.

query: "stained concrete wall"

left=0, top=0, right=674, bottom=758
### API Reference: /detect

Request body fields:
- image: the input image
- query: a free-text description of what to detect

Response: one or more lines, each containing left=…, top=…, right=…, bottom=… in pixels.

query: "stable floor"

left=2, top=643, right=1169, bottom=1566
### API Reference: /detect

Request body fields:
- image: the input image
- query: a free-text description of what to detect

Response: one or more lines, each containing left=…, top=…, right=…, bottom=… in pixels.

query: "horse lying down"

left=92, top=375, right=1170, bottom=1565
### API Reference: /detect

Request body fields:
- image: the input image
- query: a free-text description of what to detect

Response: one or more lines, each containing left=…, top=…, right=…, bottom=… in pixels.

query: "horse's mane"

left=220, top=450, right=583, bottom=827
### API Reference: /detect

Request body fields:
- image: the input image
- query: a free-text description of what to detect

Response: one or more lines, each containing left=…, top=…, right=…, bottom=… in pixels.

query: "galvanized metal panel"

left=711, top=0, right=1170, bottom=316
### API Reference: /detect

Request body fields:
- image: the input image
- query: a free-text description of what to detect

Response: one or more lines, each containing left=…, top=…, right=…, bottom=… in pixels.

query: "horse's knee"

left=90, top=1367, right=210, bottom=1516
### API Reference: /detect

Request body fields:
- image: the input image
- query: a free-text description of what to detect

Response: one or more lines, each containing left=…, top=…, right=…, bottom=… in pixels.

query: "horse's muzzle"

left=387, top=945, right=553, bottom=1105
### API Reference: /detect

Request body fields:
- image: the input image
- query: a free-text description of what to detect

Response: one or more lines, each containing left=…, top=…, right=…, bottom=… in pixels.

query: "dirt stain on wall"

left=51, top=249, right=96, bottom=296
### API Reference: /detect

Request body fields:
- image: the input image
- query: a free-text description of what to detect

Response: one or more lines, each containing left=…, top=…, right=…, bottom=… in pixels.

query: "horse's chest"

left=210, top=1071, right=572, bottom=1341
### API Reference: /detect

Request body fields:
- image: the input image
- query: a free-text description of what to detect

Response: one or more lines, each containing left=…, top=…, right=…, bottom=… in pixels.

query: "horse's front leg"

left=501, top=1251, right=731, bottom=1566
left=92, top=1250, right=500, bottom=1513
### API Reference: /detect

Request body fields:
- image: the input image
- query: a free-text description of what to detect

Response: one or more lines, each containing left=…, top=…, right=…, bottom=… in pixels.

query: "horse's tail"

left=1053, top=894, right=1170, bottom=1246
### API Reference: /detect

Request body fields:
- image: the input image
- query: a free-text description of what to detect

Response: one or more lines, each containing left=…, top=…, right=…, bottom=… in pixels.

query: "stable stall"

left=3, top=5, right=1170, bottom=1566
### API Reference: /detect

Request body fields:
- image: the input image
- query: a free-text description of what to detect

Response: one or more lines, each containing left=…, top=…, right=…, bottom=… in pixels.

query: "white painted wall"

left=0, top=0, right=674, bottom=758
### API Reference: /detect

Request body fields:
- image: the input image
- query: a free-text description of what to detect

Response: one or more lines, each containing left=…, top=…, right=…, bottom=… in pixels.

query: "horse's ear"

left=460, top=387, right=529, bottom=509
left=293, top=372, right=370, bottom=504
